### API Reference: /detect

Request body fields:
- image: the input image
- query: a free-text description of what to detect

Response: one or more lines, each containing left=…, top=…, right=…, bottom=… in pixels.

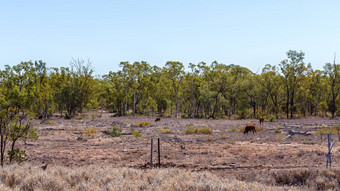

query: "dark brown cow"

left=155, top=117, right=161, bottom=122
left=244, top=125, right=256, bottom=134
left=259, top=117, right=264, bottom=124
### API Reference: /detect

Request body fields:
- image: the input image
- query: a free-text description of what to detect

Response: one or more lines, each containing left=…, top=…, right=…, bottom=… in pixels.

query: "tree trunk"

left=133, top=83, right=136, bottom=116
left=9, top=140, right=16, bottom=163
left=175, top=91, right=178, bottom=118
left=189, top=79, right=194, bottom=118
left=290, top=90, right=295, bottom=118
left=124, top=87, right=127, bottom=115
left=1, top=134, right=4, bottom=167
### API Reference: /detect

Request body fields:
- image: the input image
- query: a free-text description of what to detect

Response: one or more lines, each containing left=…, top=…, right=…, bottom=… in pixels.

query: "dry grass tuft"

left=160, top=128, right=172, bottom=134
left=0, top=165, right=302, bottom=191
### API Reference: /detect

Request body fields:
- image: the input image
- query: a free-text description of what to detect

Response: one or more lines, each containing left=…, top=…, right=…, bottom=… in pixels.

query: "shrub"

left=160, top=128, right=171, bottom=134
left=44, top=121, right=56, bottom=124
left=205, top=135, right=212, bottom=141
left=183, top=125, right=198, bottom=134
left=229, top=127, right=238, bottom=132
left=131, top=131, right=143, bottom=137
left=197, top=127, right=213, bottom=134
left=106, top=125, right=122, bottom=137
left=7, top=149, right=27, bottom=163
left=277, top=136, right=285, bottom=141
left=135, top=121, right=151, bottom=127
left=84, top=128, right=97, bottom=136
left=274, top=128, right=282, bottom=133
left=221, top=133, right=227, bottom=139
left=183, top=125, right=212, bottom=134
left=267, top=115, right=276, bottom=122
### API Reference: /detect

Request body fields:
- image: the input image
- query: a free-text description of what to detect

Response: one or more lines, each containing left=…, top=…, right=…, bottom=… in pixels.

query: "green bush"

left=197, top=127, right=213, bottom=134
left=274, top=127, right=282, bottom=133
left=106, top=125, right=122, bottom=137
left=131, top=131, right=143, bottom=137
left=45, top=120, right=56, bottom=124
left=7, top=149, right=27, bottom=163
left=183, top=125, right=198, bottom=134
left=183, top=125, right=212, bottom=134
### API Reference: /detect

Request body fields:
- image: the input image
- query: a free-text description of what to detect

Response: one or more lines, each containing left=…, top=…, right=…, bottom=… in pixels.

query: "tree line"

left=0, top=50, right=339, bottom=121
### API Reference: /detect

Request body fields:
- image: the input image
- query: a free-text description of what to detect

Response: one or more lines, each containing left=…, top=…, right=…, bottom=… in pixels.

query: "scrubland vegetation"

left=0, top=165, right=339, bottom=190
left=0, top=51, right=339, bottom=190
left=0, top=165, right=304, bottom=191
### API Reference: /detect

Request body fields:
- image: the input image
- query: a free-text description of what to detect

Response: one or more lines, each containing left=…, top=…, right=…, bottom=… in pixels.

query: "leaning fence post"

left=326, top=133, right=336, bottom=169
left=150, top=138, right=153, bottom=169
left=158, top=138, right=161, bottom=168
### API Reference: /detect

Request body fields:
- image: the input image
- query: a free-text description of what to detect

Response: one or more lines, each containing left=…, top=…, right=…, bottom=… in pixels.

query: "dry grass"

left=0, top=165, right=300, bottom=191
left=160, top=128, right=171, bottom=134
left=183, top=125, right=213, bottom=134
left=237, top=168, right=340, bottom=191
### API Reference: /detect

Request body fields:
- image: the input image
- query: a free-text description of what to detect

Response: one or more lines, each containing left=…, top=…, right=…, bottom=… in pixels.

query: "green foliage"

left=197, top=127, right=213, bottom=134
left=267, top=115, right=276, bottom=122
left=7, top=149, right=27, bottom=163
left=106, top=125, right=122, bottom=137
left=229, top=127, right=238, bottom=132
left=44, top=120, right=56, bottom=124
left=277, top=136, right=285, bottom=141
left=183, top=125, right=198, bottom=134
left=274, top=127, right=282, bottom=133
left=183, top=125, right=212, bottom=134
left=131, top=131, right=143, bottom=137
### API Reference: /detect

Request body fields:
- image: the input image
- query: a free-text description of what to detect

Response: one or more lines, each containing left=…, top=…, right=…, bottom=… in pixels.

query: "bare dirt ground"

left=19, top=112, right=340, bottom=179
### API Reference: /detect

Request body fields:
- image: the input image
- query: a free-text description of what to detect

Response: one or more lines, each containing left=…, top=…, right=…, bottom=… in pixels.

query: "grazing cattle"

left=244, top=125, right=256, bottom=134
left=155, top=117, right=161, bottom=122
left=259, top=117, right=264, bottom=124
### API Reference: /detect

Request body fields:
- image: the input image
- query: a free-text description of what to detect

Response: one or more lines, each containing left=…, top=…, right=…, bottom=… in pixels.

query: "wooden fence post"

left=158, top=138, right=160, bottom=168
left=150, top=138, right=153, bottom=169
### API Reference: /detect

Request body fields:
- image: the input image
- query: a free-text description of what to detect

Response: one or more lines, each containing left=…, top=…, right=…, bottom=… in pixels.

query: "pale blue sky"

left=1, top=0, right=340, bottom=75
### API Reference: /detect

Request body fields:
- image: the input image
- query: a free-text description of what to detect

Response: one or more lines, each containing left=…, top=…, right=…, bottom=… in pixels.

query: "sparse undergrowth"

left=135, top=121, right=151, bottom=127
left=44, top=120, right=56, bottom=124
left=160, top=128, right=172, bottom=134
left=237, top=168, right=340, bottom=191
left=183, top=125, right=212, bottom=134
left=0, top=165, right=303, bottom=191
left=83, top=128, right=97, bottom=136
left=106, top=125, right=122, bottom=137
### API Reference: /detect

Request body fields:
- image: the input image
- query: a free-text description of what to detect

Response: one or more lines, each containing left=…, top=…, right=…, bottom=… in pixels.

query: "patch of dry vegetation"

left=183, top=125, right=213, bottom=134
left=237, top=168, right=340, bottom=191
left=0, top=165, right=300, bottom=191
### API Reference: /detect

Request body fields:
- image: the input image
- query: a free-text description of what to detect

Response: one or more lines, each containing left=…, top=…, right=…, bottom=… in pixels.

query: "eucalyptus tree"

left=279, top=50, right=309, bottom=118
left=324, top=55, right=340, bottom=118
left=304, top=69, right=326, bottom=116
left=102, top=71, right=126, bottom=116
left=52, top=59, right=96, bottom=118
left=260, top=64, right=283, bottom=118
left=165, top=61, right=184, bottom=117
left=198, top=61, right=231, bottom=118
left=0, top=64, right=38, bottom=167
left=152, top=66, right=170, bottom=115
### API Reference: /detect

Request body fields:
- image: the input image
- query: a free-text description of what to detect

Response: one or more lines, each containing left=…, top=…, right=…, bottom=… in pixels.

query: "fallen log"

left=283, top=130, right=312, bottom=141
